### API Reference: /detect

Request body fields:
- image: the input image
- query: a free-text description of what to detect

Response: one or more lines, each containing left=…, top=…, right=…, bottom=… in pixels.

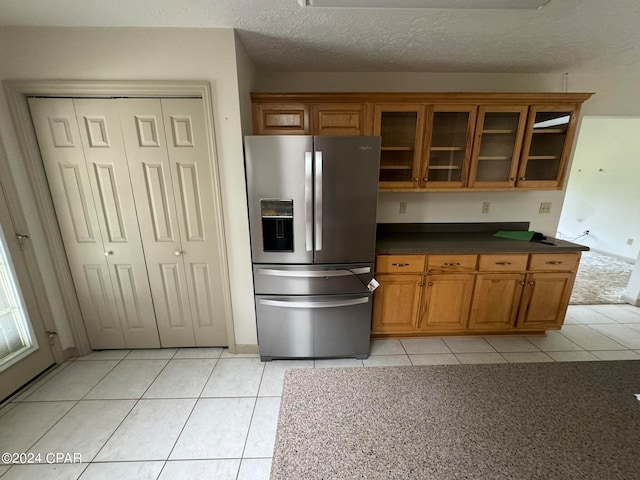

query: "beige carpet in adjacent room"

left=570, top=250, right=634, bottom=304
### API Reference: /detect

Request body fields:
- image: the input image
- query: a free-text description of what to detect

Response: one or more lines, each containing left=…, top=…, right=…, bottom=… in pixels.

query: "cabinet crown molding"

left=251, top=92, right=594, bottom=104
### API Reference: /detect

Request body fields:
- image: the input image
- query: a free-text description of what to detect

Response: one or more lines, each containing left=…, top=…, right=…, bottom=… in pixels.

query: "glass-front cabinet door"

left=374, top=104, right=425, bottom=189
left=517, top=105, right=579, bottom=188
left=468, top=106, right=528, bottom=188
left=422, top=105, right=477, bottom=189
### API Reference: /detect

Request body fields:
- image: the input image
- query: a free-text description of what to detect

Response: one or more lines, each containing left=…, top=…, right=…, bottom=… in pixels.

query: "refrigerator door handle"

left=259, top=296, right=369, bottom=309
left=314, top=151, right=323, bottom=251
left=305, top=151, right=313, bottom=252
left=257, top=266, right=371, bottom=277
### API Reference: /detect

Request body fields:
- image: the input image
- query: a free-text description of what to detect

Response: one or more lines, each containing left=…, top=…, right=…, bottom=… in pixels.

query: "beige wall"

left=558, top=117, right=640, bottom=261
left=0, top=26, right=258, bottom=348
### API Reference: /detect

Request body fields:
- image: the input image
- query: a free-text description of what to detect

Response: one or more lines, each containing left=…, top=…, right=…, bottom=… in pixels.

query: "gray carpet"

left=272, top=363, right=640, bottom=480
left=571, top=251, right=634, bottom=305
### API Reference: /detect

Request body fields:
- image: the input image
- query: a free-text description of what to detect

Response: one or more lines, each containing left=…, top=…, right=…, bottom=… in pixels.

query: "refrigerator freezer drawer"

left=253, top=263, right=374, bottom=295
left=255, top=293, right=372, bottom=361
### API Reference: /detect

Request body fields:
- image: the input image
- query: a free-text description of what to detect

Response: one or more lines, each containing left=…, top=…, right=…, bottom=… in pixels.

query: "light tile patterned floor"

left=1, top=304, right=639, bottom=479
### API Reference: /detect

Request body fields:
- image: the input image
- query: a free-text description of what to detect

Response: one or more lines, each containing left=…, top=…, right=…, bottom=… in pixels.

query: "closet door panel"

left=161, top=98, right=227, bottom=346
left=74, top=99, right=160, bottom=348
left=28, top=97, right=124, bottom=349
left=119, top=98, right=196, bottom=347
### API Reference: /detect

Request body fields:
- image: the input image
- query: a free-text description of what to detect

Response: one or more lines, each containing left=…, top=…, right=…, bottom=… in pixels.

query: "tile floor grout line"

left=83, top=398, right=139, bottom=464
left=192, top=357, right=223, bottom=400
left=237, top=396, right=261, bottom=479
left=17, top=399, right=80, bottom=460
left=77, top=357, right=129, bottom=402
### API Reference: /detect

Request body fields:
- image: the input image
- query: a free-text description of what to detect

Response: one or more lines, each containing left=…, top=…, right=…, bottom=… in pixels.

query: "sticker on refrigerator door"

left=367, top=278, right=380, bottom=292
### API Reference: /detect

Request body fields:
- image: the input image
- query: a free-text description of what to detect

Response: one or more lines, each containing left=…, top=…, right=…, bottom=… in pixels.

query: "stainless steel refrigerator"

left=244, top=135, right=381, bottom=361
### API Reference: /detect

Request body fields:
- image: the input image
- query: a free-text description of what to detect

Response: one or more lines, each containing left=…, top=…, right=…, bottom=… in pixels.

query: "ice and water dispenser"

left=260, top=199, right=293, bottom=252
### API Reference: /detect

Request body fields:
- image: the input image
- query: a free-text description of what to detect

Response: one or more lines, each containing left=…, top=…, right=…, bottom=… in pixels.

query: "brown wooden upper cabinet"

left=422, top=105, right=477, bottom=189
left=517, top=105, right=580, bottom=189
left=373, top=104, right=426, bottom=189
left=313, top=103, right=369, bottom=136
left=252, top=103, right=310, bottom=135
left=468, top=105, right=528, bottom=189
left=251, top=92, right=592, bottom=191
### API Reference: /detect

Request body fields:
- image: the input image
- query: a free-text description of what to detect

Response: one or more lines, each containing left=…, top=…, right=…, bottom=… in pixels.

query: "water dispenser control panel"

left=260, top=199, right=293, bottom=252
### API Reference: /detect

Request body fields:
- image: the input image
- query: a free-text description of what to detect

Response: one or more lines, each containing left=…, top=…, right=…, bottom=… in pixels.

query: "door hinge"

left=46, top=331, right=58, bottom=346
left=16, top=233, right=30, bottom=249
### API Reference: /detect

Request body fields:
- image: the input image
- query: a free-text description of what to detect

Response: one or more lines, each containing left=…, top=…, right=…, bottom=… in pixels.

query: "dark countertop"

left=375, top=223, right=589, bottom=255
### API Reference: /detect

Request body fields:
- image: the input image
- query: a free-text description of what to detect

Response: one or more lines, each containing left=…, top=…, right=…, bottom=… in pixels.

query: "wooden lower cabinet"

left=516, top=272, right=575, bottom=330
left=372, top=252, right=580, bottom=337
left=418, top=274, right=474, bottom=332
left=468, top=273, right=525, bottom=331
left=371, top=273, right=423, bottom=334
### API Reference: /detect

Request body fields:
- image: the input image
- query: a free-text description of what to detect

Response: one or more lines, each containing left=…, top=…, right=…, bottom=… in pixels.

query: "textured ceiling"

left=0, top=0, right=639, bottom=74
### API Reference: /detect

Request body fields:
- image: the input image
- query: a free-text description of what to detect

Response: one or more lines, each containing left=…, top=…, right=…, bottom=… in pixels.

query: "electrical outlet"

left=539, top=202, right=552, bottom=214
left=399, top=202, right=407, bottom=214
left=482, top=202, right=490, bottom=214
left=627, top=238, right=634, bottom=246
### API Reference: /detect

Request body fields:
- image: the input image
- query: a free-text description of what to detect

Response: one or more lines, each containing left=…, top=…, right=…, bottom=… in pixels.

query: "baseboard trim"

left=62, top=347, right=80, bottom=361
left=589, top=248, right=636, bottom=264
left=621, top=294, right=640, bottom=307
left=232, top=344, right=259, bottom=355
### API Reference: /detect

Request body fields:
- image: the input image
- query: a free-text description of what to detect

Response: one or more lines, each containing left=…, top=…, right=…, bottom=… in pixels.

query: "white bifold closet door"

left=28, top=97, right=227, bottom=349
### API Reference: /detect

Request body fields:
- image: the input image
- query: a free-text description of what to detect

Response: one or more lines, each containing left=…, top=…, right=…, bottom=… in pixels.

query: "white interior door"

left=160, top=98, right=228, bottom=346
left=73, top=99, right=160, bottom=348
left=119, top=98, right=196, bottom=347
left=0, top=181, right=54, bottom=401
left=29, top=97, right=125, bottom=349
left=28, top=96, right=228, bottom=350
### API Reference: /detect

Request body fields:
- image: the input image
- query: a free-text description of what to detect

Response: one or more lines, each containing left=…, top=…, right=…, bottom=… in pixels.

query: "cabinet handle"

left=509, top=177, right=516, bottom=181
left=174, top=250, right=184, bottom=257
left=428, top=282, right=433, bottom=286
left=392, top=263, right=410, bottom=267
left=545, top=260, right=562, bottom=265
left=418, top=282, right=425, bottom=286
left=443, top=262, right=461, bottom=267
left=105, top=250, right=114, bottom=257
left=422, top=177, right=428, bottom=182
left=412, top=177, right=418, bottom=182
left=529, top=281, right=535, bottom=285
left=520, top=281, right=525, bottom=285
left=495, top=261, right=511, bottom=265
left=520, top=177, right=526, bottom=181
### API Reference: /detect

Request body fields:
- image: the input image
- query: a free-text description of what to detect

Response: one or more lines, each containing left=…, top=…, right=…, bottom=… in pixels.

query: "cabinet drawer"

left=478, top=254, right=528, bottom=272
left=376, top=255, right=426, bottom=273
left=427, top=254, right=477, bottom=273
left=528, top=253, right=580, bottom=272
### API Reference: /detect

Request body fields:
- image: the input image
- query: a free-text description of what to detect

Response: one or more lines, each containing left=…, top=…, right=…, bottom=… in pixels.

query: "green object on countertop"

left=493, top=230, right=535, bottom=241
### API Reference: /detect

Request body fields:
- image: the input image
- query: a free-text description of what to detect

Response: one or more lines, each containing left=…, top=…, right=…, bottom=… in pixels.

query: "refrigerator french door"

left=245, top=135, right=381, bottom=361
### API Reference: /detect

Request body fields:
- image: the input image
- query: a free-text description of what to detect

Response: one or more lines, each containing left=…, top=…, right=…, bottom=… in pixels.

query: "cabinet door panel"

left=422, top=105, right=477, bottom=189
left=468, top=106, right=527, bottom=188
left=469, top=273, right=524, bottom=331
left=517, top=272, right=575, bottom=329
left=253, top=104, right=310, bottom=135
left=418, top=274, right=474, bottom=332
left=313, top=104, right=367, bottom=135
left=517, top=105, right=580, bottom=188
left=374, top=104, right=425, bottom=189
left=372, top=274, right=422, bottom=334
